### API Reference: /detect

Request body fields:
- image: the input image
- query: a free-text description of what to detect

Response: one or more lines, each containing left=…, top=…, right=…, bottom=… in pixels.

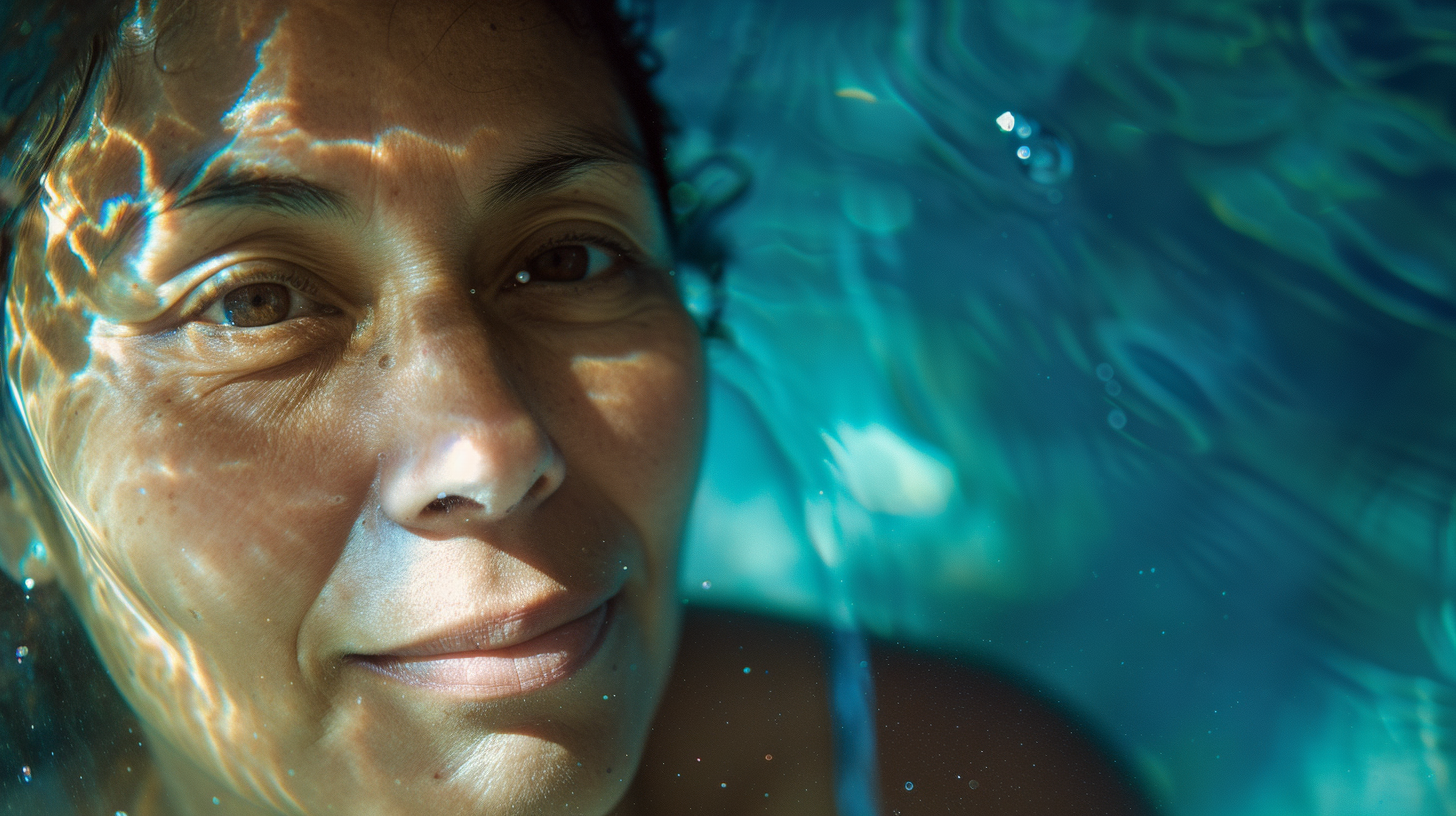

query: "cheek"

left=26, top=345, right=375, bottom=765
left=561, top=320, right=706, bottom=548
left=34, top=340, right=367, bottom=627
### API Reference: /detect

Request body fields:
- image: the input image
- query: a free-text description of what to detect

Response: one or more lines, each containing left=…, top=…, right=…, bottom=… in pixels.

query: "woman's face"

left=6, top=1, right=704, bottom=813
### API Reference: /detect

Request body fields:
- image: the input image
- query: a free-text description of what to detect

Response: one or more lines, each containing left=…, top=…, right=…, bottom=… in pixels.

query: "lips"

left=352, top=598, right=614, bottom=698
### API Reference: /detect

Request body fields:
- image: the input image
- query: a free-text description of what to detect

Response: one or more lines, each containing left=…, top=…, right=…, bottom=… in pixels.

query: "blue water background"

left=658, top=1, right=1456, bottom=814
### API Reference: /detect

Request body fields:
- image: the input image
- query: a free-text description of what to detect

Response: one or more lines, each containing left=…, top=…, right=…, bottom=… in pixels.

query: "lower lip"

left=356, top=601, right=612, bottom=698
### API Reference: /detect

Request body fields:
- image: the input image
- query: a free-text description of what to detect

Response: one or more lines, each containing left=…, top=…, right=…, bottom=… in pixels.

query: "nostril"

left=424, top=494, right=481, bottom=515
left=385, top=435, right=565, bottom=527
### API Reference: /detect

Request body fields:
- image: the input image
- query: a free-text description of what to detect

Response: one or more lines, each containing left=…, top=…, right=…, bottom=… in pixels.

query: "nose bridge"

left=378, top=292, right=564, bottom=531
left=407, top=300, right=516, bottom=411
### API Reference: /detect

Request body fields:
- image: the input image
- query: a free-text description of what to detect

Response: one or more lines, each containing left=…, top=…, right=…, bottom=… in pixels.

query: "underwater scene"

left=658, top=0, right=1456, bottom=814
left=0, top=0, right=1452, bottom=814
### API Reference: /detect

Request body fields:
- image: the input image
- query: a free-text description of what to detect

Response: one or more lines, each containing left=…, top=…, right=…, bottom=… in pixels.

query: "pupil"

left=223, top=283, right=289, bottom=327
left=530, top=245, right=590, bottom=281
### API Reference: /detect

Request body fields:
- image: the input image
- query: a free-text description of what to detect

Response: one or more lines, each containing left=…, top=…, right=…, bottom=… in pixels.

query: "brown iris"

left=526, top=244, right=596, bottom=282
left=222, top=283, right=290, bottom=327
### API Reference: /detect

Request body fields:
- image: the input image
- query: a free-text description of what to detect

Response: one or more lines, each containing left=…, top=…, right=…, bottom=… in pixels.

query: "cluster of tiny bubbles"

left=996, top=111, right=1073, bottom=193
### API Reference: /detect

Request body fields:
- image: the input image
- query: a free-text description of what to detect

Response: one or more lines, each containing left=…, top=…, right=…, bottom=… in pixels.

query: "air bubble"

left=20, top=765, right=31, bottom=783
left=905, top=781, right=914, bottom=791
left=1019, top=136, right=1073, bottom=184
left=1000, top=111, right=1074, bottom=185
left=701, top=580, right=711, bottom=590
left=1108, top=409, right=1128, bottom=430
left=515, top=270, right=531, bottom=284
left=1095, top=363, right=1114, bottom=381
left=14, top=646, right=27, bottom=660
left=1105, top=379, right=1122, bottom=397
left=969, top=779, right=979, bottom=789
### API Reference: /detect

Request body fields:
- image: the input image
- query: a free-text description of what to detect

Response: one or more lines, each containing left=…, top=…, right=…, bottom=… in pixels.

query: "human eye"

left=189, top=264, right=338, bottom=328
left=508, top=232, right=643, bottom=289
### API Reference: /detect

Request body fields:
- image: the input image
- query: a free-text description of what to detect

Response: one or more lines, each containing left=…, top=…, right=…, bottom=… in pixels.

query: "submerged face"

left=5, top=1, right=704, bottom=813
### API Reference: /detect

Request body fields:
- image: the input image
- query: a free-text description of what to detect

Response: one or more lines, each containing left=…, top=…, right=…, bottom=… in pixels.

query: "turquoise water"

left=659, top=1, right=1456, bottom=814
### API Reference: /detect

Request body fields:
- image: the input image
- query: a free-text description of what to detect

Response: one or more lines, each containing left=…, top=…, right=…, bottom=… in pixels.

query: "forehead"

left=90, top=0, right=628, bottom=195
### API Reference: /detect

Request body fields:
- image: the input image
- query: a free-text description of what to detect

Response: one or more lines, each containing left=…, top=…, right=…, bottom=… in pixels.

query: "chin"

left=277, top=596, right=678, bottom=816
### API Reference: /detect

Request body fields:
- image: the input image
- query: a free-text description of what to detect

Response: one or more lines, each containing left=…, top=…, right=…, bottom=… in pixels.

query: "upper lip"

left=358, top=589, right=619, bottom=659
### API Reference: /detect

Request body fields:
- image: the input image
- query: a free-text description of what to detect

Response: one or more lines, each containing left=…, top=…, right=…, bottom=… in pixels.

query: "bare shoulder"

left=871, top=638, right=1155, bottom=815
left=627, top=608, right=1153, bottom=816
left=628, top=607, right=839, bottom=814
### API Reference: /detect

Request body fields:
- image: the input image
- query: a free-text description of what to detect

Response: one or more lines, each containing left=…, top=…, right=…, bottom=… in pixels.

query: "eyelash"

left=182, top=228, right=648, bottom=325
left=508, top=231, right=642, bottom=289
left=185, top=265, right=323, bottom=323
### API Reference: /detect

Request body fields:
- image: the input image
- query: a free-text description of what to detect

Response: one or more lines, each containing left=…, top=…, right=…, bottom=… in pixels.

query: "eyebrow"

left=155, top=127, right=648, bottom=227
left=171, top=173, right=353, bottom=218
left=484, top=128, right=651, bottom=211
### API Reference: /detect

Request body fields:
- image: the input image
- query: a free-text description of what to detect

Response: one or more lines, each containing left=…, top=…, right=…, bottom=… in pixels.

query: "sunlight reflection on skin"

left=4, top=2, right=705, bottom=814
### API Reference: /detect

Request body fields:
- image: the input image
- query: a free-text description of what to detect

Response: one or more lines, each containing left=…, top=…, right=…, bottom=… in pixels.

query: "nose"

left=377, top=315, right=565, bottom=533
